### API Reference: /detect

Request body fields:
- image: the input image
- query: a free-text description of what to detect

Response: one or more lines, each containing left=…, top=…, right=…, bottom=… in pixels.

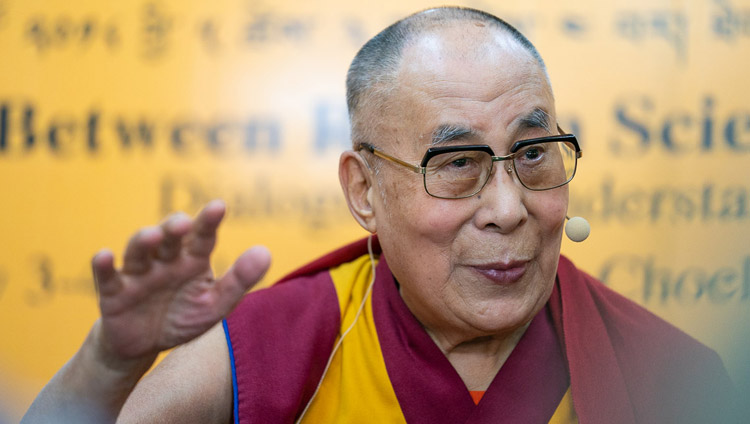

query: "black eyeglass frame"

left=357, top=131, right=582, bottom=199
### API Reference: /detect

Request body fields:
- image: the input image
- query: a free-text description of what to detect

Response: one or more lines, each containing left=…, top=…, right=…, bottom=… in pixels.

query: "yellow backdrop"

left=2, top=0, right=749, bottom=420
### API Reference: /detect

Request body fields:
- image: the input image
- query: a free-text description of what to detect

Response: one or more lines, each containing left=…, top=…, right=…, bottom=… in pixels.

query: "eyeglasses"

left=357, top=131, right=582, bottom=199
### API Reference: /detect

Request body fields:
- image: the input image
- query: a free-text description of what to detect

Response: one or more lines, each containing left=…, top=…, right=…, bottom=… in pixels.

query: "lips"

left=471, top=261, right=528, bottom=285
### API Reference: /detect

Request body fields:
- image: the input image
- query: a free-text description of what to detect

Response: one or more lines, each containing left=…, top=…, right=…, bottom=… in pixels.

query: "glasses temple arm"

left=358, top=143, right=424, bottom=174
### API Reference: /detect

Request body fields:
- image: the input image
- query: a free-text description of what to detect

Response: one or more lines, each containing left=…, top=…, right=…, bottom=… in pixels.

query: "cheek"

left=532, top=188, right=568, bottom=235
left=424, top=200, right=461, bottom=226
left=378, top=170, right=468, bottom=239
left=417, top=200, right=476, bottom=247
left=376, top=182, right=471, bottom=278
left=530, top=189, right=568, bottom=280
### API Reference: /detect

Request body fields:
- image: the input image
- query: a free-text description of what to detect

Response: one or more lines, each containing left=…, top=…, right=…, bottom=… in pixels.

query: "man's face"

left=369, top=24, right=567, bottom=347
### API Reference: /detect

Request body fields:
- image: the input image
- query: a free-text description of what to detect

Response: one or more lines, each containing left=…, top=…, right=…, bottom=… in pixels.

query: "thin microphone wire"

left=295, top=235, right=378, bottom=424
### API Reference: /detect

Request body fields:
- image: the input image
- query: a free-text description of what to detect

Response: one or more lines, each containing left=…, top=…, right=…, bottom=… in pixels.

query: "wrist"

left=22, top=321, right=159, bottom=424
left=59, top=320, right=157, bottom=412
left=84, top=320, right=157, bottom=386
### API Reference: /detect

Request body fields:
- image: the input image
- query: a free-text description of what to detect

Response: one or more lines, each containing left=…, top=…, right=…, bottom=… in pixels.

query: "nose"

left=472, top=161, right=528, bottom=233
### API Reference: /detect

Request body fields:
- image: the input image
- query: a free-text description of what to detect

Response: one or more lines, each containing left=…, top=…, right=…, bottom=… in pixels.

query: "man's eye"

left=451, top=158, right=469, bottom=167
left=522, top=146, right=543, bottom=160
left=524, top=147, right=542, bottom=159
left=427, top=151, right=485, bottom=173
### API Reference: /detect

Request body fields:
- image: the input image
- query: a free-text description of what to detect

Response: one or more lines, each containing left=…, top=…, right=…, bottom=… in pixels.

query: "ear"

left=339, top=150, right=377, bottom=233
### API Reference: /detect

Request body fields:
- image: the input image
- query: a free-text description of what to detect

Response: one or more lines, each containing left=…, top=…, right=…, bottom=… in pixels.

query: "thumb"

left=213, top=246, right=272, bottom=313
left=229, top=246, right=272, bottom=289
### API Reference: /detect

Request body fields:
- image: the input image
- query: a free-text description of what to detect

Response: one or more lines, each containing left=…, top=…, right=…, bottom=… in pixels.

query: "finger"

left=212, top=246, right=271, bottom=314
left=154, top=212, right=192, bottom=262
left=185, top=200, right=226, bottom=258
left=122, top=226, right=163, bottom=274
left=92, top=249, right=119, bottom=297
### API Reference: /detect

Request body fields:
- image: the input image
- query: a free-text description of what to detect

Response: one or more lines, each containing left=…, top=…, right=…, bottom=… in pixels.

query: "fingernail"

left=207, top=199, right=226, bottom=209
left=141, top=226, right=162, bottom=240
left=168, top=212, right=191, bottom=229
left=94, top=249, right=113, bottom=261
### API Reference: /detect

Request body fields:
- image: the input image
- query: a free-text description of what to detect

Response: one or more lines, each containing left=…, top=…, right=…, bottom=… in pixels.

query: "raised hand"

left=91, top=200, right=271, bottom=362
left=22, top=201, right=271, bottom=424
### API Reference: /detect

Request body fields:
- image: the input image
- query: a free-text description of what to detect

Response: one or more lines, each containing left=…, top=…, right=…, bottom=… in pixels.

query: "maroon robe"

left=224, top=237, right=737, bottom=423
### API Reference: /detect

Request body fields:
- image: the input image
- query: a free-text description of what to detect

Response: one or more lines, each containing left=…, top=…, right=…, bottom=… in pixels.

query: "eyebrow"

left=518, top=108, right=552, bottom=132
left=430, top=124, right=477, bottom=146
left=429, top=108, right=552, bottom=146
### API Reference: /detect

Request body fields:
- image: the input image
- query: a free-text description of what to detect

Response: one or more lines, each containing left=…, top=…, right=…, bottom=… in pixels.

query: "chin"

left=467, top=299, right=544, bottom=336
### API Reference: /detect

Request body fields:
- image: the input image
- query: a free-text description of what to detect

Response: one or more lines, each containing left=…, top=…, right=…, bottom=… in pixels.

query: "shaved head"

left=346, top=7, right=550, bottom=149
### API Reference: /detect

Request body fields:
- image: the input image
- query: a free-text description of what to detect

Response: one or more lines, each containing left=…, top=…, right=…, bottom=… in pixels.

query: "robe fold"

left=224, top=237, right=737, bottom=423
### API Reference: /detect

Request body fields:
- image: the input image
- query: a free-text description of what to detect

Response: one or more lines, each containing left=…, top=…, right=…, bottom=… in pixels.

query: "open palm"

left=91, top=201, right=270, bottom=361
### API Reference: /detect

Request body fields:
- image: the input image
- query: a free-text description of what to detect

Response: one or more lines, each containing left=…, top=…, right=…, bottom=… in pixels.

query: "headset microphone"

left=565, top=216, right=590, bottom=242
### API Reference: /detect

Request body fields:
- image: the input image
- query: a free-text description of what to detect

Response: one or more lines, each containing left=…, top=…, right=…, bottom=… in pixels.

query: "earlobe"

left=339, top=151, right=377, bottom=233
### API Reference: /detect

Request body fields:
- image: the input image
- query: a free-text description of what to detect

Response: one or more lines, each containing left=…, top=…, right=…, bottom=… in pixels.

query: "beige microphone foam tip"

left=565, top=216, right=590, bottom=242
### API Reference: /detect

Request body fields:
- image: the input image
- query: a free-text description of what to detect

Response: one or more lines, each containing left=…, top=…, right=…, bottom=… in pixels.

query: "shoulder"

left=223, top=268, right=340, bottom=423
left=226, top=236, right=375, bottom=339
left=556, top=256, right=738, bottom=423
left=557, top=255, right=716, bottom=358
left=223, top=239, right=373, bottom=422
left=224, top=266, right=342, bottom=378
left=228, top=266, right=340, bottom=332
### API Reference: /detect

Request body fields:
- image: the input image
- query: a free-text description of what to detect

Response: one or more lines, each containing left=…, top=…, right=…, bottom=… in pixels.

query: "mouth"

left=470, top=261, right=528, bottom=285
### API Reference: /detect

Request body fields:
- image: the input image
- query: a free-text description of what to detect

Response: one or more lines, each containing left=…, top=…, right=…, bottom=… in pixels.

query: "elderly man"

left=24, top=7, right=736, bottom=424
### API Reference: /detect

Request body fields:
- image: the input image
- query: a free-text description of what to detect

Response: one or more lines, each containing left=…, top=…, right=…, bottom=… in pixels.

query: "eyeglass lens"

left=424, top=141, right=577, bottom=198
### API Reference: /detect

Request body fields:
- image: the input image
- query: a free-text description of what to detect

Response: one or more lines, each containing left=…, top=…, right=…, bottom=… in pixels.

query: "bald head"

left=346, top=7, right=550, bottom=148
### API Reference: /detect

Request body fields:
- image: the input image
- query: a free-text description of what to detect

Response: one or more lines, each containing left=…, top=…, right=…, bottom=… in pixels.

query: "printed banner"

left=1, top=0, right=749, bottom=419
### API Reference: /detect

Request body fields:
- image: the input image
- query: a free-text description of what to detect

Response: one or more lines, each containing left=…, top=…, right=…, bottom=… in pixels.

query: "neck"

left=425, top=322, right=531, bottom=391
